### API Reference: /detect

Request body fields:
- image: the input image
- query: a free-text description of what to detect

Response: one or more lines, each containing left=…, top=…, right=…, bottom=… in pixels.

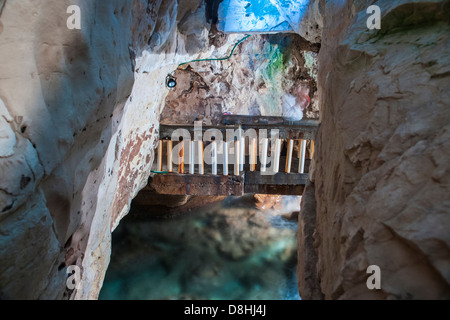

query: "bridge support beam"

left=244, top=172, right=307, bottom=195
left=150, top=173, right=245, bottom=196
left=149, top=172, right=307, bottom=196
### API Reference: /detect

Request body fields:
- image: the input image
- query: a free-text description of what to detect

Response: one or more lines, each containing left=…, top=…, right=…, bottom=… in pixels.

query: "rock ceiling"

left=217, top=0, right=310, bottom=33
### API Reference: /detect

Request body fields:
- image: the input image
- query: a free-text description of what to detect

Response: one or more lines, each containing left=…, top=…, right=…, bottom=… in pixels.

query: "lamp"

left=166, top=74, right=177, bottom=89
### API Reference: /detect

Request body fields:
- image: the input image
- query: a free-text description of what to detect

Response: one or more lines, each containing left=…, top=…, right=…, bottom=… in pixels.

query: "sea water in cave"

left=99, top=195, right=301, bottom=300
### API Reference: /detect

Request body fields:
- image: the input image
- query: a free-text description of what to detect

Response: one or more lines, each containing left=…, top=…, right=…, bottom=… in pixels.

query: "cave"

left=0, top=0, right=449, bottom=302
left=100, top=15, right=320, bottom=299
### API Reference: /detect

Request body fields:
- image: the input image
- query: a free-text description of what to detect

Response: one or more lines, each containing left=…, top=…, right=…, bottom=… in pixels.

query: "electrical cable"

left=177, top=34, right=251, bottom=68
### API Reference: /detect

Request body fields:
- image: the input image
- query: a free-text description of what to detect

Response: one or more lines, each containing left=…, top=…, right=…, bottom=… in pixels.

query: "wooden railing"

left=150, top=116, right=317, bottom=196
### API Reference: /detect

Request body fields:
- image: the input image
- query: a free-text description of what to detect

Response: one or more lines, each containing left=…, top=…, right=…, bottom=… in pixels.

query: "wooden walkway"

left=150, top=116, right=317, bottom=196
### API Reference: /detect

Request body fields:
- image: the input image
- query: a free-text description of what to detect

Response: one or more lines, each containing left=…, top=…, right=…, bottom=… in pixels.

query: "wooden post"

left=223, top=141, right=229, bottom=176
left=240, top=137, right=245, bottom=172
left=211, top=140, right=217, bottom=175
left=273, top=139, right=281, bottom=173
left=285, top=139, right=293, bottom=173
left=234, top=140, right=240, bottom=176
left=189, top=140, right=195, bottom=174
left=167, top=140, right=173, bottom=173
left=157, top=140, right=163, bottom=172
left=261, top=138, right=268, bottom=173
left=311, top=140, right=315, bottom=159
left=298, top=139, right=306, bottom=174
left=198, top=140, right=204, bottom=175
left=178, top=140, right=184, bottom=174
left=250, top=137, right=257, bottom=172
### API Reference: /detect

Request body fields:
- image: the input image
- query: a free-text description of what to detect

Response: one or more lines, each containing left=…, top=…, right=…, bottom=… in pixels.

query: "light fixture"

left=166, top=74, right=177, bottom=89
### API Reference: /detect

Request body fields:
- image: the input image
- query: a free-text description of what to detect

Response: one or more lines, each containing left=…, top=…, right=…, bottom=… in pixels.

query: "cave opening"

left=100, top=0, right=319, bottom=300
left=100, top=28, right=319, bottom=300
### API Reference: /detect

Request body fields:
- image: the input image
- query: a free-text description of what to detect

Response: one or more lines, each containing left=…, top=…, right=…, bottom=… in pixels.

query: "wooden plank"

left=150, top=173, right=245, bottom=196
left=159, top=119, right=318, bottom=140
left=244, top=184, right=305, bottom=195
left=222, top=115, right=287, bottom=125
left=149, top=170, right=309, bottom=196
left=244, top=172, right=307, bottom=195
left=221, top=115, right=319, bottom=127
left=244, top=171, right=308, bottom=185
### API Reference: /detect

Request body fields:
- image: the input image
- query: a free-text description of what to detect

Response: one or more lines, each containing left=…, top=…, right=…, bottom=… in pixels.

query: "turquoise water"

left=99, top=196, right=301, bottom=300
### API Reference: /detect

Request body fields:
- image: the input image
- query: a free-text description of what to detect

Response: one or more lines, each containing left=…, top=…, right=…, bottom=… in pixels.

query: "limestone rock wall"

left=298, top=0, right=450, bottom=299
left=0, top=0, right=237, bottom=299
left=161, top=33, right=320, bottom=125
left=2, top=0, right=447, bottom=301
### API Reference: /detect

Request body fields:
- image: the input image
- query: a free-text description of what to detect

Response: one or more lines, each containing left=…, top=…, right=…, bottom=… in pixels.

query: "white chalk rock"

left=0, top=98, right=16, bottom=157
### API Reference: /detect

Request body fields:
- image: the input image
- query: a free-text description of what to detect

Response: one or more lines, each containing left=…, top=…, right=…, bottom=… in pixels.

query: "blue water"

left=99, top=196, right=301, bottom=300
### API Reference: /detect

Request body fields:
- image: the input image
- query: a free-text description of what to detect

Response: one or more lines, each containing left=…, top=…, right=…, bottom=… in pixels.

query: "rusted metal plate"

left=150, top=173, right=245, bottom=196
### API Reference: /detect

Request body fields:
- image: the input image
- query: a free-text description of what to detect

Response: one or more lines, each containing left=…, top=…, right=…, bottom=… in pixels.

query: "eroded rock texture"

left=298, top=0, right=450, bottom=299
left=0, top=0, right=238, bottom=299
left=2, top=0, right=448, bottom=301
left=162, top=33, right=320, bottom=125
